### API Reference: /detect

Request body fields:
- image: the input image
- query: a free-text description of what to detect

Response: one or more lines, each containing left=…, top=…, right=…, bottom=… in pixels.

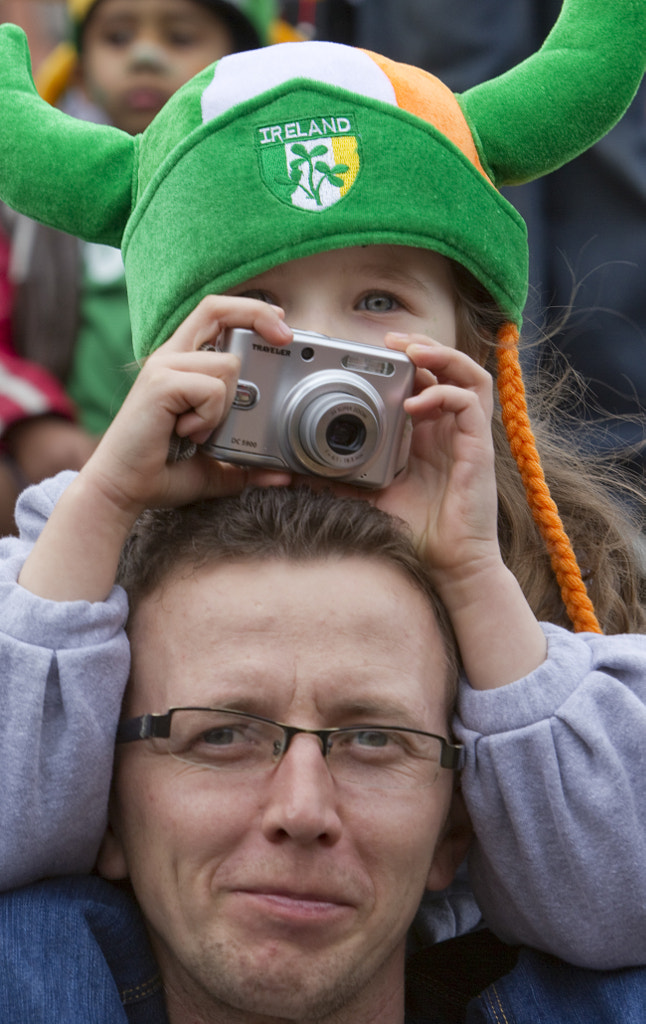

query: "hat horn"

left=0, top=24, right=135, bottom=247
left=460, top=0, right=646, bottom=185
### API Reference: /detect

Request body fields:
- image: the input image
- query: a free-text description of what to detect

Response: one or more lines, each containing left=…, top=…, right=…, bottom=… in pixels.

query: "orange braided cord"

left=496, top=323, right=602, bottom=633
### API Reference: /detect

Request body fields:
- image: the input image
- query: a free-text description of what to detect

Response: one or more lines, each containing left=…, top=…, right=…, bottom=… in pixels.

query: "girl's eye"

left=238, top=289, right=276, bottom=305
left=104, top=29, right=133, bottom=47
left=168, top=30, right=200, bottom=47
left=357, top=293, right=399, bottom=313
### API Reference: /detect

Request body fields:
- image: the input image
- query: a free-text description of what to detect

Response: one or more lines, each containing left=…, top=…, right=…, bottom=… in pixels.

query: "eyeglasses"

left=116, top=707, right=463, bottom=791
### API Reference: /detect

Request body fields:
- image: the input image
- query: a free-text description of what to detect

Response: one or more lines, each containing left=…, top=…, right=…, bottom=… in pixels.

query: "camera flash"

left=342, top=355, right=396, bottom=377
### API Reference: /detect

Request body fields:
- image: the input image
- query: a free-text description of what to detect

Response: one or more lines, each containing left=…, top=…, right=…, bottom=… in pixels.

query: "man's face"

left=80, top=0, right=235, bottom=135
left=99, top=556, right=462, bottom=1023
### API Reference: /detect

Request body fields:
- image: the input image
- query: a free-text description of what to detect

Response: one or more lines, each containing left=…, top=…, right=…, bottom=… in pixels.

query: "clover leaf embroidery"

left=274, top=142, right=349, bottom=205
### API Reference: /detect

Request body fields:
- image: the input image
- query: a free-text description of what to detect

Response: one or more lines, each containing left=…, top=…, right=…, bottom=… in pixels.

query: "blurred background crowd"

left=1, top=0, right=645, bottom=535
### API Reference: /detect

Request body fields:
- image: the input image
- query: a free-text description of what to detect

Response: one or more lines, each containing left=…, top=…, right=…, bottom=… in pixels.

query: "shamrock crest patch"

left=256, top=115, right=360, bottom=211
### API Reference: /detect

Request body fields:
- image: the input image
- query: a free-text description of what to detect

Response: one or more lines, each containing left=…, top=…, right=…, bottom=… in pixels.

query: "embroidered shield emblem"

left=256, top=115, right=361, bottom=211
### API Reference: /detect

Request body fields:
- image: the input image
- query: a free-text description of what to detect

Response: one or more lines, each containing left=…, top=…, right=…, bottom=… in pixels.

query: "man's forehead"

left=126, top=555, right=452, bottom=722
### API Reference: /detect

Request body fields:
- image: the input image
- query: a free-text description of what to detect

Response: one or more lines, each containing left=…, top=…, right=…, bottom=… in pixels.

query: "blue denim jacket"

left=2, top=876, right=645, bottom=1023
left=467, top=949, right=646, bottom=1024
left=0, top=877, right=167, bottom=1023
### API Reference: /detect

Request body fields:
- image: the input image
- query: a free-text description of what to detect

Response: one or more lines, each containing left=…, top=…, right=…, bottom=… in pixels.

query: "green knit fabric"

left=66, top=245, right=135, bottom=434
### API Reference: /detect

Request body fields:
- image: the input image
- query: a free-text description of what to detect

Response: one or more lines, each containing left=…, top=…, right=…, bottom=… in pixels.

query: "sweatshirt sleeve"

left=0, top=472, right=130, bottom=890
left=454, top=623, right=646, bottom=969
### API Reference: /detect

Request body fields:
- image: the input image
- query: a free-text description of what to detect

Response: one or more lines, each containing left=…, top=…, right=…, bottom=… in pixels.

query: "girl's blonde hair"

left=451, top=262, right=646, bottom=635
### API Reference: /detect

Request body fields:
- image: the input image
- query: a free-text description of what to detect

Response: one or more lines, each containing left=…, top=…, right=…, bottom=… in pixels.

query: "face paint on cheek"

left=128, top=42, right=173, bottom=74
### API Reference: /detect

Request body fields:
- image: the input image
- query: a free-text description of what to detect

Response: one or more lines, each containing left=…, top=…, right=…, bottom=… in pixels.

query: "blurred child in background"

left=0, top=0, right=277, bottom=531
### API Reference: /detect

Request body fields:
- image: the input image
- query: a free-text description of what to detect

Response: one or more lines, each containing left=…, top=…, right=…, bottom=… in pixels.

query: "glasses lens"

left=162, top=709, right=283, bottom=771
left=154, top=712, right=444, bottom=789
left=327, top=728, right=442, bottom=790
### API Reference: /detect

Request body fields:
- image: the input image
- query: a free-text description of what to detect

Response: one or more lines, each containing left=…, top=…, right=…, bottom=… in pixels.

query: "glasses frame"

left=116, top=706, right=464, bottom=772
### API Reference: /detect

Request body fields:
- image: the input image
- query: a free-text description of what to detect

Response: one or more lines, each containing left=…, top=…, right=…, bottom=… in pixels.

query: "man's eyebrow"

left=184, top=694, right=426, bottom=724
left=323, top=698, right=427, bottom=726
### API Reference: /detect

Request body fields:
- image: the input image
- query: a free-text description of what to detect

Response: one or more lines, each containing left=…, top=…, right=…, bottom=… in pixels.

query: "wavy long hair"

left=451, top=262, right=646, bottom=634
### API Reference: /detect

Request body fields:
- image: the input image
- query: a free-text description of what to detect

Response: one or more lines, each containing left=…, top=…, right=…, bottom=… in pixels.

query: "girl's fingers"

left=405, top=383, right=489, bottom=437
left=386, top=331, right=490, bottom=384
left=405, top=341, right=491, bottom=388
left=125, top=350, right=242, bottom=437
left=160, top=295, right=292, bottom=356
left=397, top=341, right=494, bottom=423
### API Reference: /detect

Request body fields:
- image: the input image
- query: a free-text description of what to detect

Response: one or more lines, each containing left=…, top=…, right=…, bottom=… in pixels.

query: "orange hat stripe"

left=363, top=49, right=491, bottom=182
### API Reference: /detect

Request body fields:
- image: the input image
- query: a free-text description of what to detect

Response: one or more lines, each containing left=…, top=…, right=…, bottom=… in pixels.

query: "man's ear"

left=426, top=789, right=473, bottom=892
left=96, top=817, right=129, bottom=881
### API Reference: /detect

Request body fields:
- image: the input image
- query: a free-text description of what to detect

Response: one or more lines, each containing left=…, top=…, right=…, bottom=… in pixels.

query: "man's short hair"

left=116, top=485, right=459, bottom=697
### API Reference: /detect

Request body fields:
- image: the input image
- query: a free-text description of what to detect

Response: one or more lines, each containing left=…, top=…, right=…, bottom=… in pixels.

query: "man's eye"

left=357, top=293, right=398, bottom=313
left=331, top=729, right=396, bottom=753
left=352, top=729, right=392, bottom=748
left=199, top=727, right=241, bottom=746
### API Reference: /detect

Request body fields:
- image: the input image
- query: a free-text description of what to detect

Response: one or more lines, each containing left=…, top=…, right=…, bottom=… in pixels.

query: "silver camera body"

left=201, top=328, right=415, bottom=489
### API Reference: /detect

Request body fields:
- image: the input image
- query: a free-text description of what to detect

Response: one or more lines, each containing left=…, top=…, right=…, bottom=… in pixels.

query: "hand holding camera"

left=372, top=333, right=500, bottom=599
left=16, top=295, right=295, bottom=604
left=87, top=297, right=300, bottom=517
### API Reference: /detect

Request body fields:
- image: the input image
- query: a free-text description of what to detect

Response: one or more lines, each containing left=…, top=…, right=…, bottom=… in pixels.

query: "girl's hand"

left=374, top=333, right=546, bottom=689
left=82, top=295, right=293, bottom=523
left=375, top=333, right=500, bottom=592
left=18, top=296, right=293, bottom=602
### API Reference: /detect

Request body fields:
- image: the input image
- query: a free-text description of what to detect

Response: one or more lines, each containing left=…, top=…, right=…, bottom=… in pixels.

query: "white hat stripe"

left=201, top=41, right=397, bottom=124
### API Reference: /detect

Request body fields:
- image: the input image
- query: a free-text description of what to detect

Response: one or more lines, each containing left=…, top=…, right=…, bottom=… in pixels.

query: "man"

left=1, top=484, right=473, bottom=1022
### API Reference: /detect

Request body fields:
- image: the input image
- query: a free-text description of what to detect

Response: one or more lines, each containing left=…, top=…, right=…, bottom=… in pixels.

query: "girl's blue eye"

left=358, top=294, right=398, bottom=313
left=239, top=289, right=275, bottom=305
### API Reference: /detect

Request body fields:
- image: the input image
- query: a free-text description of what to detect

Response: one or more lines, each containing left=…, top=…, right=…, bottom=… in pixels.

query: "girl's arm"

left=376, top=333, right=546, bottom=690
left=18, top=295, right=292, bottom=603
left=0, top=471, right=129, bottom=889
left=454, top=624, right=646, bottom=968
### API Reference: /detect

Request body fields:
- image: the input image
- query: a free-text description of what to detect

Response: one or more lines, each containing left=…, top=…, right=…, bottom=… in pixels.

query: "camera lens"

left=325, top=414, right=367, bottom=454
left=294, top=390, right=380, bottom=473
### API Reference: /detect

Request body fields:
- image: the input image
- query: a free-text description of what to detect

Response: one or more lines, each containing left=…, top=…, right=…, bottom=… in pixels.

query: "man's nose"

left=261, top=734, right=343, bottom=845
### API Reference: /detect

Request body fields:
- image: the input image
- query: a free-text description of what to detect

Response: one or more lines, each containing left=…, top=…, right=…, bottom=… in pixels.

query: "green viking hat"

left=1, top=0, right=645, bottom=362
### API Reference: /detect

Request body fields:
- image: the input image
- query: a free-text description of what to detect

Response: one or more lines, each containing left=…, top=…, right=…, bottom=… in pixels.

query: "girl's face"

left=80, top=0, right=235, bottom=135
left=228, top=246, right=458, bottom=350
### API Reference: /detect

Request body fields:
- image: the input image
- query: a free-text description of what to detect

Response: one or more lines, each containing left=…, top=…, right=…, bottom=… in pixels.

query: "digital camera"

left=201, top=328, right=415, bottom=489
